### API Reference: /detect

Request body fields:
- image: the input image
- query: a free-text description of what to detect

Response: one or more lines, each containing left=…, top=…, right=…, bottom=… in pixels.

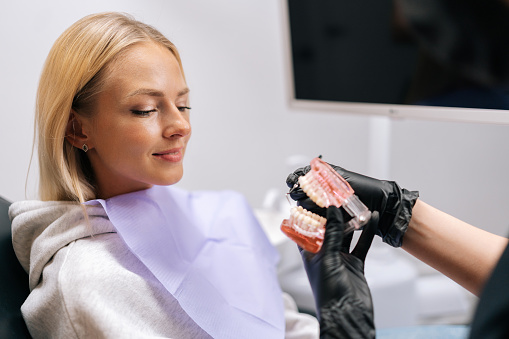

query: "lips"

left=152, top=147, right=184, bottom=162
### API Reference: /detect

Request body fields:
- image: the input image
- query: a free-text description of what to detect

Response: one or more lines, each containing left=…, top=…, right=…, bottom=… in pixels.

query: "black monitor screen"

left=287, top=0, right=509, bottom=110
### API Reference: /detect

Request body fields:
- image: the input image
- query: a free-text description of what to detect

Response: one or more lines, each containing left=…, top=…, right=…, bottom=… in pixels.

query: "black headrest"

left=0, top=196, right=32, bottom=338
left=0, top=196, right=12, bottom=238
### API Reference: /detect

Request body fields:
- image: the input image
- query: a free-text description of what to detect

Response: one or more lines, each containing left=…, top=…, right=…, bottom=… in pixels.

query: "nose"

left=162, top=105, right=191, bottom=139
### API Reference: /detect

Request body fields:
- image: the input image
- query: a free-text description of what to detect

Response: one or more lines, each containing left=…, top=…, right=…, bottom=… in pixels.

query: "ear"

left=65, top=111, right=93, bottom=151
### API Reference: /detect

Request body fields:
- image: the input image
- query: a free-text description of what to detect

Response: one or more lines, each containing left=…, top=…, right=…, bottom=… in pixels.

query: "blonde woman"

left=9, top=12, right=318, bottom=338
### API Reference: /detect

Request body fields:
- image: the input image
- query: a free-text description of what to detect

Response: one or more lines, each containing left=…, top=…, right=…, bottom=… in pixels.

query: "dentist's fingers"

left=351, top=212, right=379, bottom=262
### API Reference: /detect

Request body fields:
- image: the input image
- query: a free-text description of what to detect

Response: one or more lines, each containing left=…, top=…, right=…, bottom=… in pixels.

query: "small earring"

left=82, top=144, right=89, bottom=153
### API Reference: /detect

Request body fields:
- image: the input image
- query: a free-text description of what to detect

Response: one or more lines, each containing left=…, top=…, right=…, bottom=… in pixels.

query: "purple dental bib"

left=85, top=185, right=284, bottom=338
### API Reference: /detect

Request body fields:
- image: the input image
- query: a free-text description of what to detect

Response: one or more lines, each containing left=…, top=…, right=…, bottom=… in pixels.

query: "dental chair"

left=0, top=196, right=31, bottom=338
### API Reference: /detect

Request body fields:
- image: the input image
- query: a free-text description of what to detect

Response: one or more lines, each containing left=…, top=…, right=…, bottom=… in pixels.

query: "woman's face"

left=82, top=42, right=191, bottom=199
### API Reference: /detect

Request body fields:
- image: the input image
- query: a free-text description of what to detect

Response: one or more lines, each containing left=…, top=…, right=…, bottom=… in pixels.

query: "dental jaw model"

left=281, top=157, right=371, bottom=253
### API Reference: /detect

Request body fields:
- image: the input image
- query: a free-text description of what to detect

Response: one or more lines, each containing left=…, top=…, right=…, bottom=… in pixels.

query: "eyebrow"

left=126, top=87, right=190, bottom=98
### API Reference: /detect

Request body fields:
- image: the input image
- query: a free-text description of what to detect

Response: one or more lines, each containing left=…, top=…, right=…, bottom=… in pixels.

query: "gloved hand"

left=301, top=206, right=377, bottom=339
left=287, top=163, right=419, bottom=247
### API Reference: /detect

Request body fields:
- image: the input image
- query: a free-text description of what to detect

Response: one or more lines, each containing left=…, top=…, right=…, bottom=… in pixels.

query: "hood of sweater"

left=9, top=200, right=115, bottom=290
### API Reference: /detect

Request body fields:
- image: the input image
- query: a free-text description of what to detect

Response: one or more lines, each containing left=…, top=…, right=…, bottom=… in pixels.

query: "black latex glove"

left=286, top=163, right=419, bottom=247
left=301, top=206, right=377, bottom=339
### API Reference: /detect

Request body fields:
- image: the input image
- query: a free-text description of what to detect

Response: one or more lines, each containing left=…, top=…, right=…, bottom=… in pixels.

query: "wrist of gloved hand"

left=377, top=182, right=419, bottom=247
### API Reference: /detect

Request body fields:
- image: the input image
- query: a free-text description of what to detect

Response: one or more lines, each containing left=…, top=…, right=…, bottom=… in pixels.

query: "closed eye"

left=131, top=109, right=157, bottom=116
left=178, top=106, right=192, bottom=112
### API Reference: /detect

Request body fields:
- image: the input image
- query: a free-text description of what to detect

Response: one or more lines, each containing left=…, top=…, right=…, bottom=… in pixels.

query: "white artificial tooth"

left=301, top=185, right=310, bottom=196
left=312, top=220, right=320, bottom=229
left=315, top=197, right=324, bottom=208
left=308, top=219, right=315, bottom=228
left=304, top=216, right=312, bottom=226
left=303, top=182, right=313, bottom=194
left=289, top=215, right=295, bottom=224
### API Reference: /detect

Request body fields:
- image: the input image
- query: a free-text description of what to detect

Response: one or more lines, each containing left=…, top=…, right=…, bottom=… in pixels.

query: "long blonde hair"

left=36, top=12, right=184, bottom=202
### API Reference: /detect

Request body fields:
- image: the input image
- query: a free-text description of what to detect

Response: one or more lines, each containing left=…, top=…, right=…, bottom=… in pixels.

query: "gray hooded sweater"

left=9, top=200, right=318, bottom=339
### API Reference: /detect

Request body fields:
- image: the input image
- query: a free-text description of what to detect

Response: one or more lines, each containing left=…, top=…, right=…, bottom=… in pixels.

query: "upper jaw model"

left=281, top=157, right=371, bottom=253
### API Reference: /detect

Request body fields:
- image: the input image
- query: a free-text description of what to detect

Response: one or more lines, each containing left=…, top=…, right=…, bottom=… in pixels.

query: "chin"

left=158, top=173, right=184, bottom=186
left=148, top=165, right=184, bottom=186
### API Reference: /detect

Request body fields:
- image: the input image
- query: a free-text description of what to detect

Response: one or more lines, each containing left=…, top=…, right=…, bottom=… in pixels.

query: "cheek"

left=96, top=122, right=158, bottom=158
left=124, top=126, right=160, bottom=157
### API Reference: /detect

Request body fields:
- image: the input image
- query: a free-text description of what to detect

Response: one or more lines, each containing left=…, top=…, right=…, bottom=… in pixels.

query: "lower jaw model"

left=281, top=157, right=371, bottom=253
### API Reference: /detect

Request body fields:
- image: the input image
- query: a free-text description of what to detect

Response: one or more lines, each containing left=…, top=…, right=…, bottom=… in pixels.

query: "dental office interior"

left=2, top=0, right=509, bottom=331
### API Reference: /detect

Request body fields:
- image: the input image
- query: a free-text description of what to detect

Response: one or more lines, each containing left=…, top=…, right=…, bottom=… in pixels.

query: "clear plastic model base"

left=281, top=157, right=371, bottom=253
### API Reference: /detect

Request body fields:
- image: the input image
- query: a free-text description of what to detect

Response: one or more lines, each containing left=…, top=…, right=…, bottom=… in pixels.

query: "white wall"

left=1, top=0, right=508, bottom=238
left=391, top=119, right=509, bottom=236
